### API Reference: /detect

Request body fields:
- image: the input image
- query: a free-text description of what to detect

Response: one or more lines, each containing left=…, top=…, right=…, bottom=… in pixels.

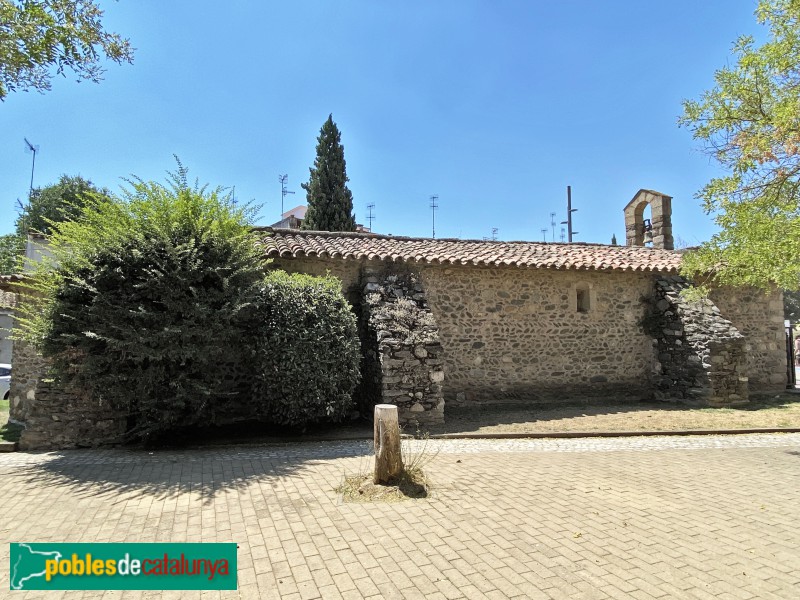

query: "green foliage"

left=0, top=0, right=134, bottom=100
left=16, top=175, right=110, bottom=236
left=679, top=0, right=800, bottom=289
left=0, top=233, right=24, bottom=275
left=249, top=270, right=360, bottom=428
left=19, top=162, right=266, bottom=441
left=301, top=114, right=357, bottom=232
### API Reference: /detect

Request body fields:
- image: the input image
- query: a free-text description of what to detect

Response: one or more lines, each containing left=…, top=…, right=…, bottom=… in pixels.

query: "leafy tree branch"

left=680, top=0, right=800, bottom=290
left=0, top=0, right=133, bottom=100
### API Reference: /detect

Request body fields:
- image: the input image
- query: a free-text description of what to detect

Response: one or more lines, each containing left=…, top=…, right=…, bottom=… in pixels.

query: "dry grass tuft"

left=336, top=433, right=439, bottom=503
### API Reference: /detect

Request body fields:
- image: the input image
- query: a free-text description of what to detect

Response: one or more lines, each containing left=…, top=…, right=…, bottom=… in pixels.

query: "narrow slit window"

left=576, top=285, right=591, bottom=313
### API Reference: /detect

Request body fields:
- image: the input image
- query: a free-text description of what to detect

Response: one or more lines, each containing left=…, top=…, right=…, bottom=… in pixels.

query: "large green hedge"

left=21, top=165, right=266, bottom=440
left=248, top=271, right=361, bottom=427
left=20, top=164, right=363, bottom=440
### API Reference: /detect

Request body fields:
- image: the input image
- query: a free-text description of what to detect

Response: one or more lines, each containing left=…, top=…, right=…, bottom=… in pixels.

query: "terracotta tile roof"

left=256, top=228, right=683, bottom=273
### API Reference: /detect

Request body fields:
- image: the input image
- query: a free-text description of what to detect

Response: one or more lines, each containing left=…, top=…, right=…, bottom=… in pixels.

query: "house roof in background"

left=281, top=205, right=307, bottom=219
left=256, top=228, right=683, bottom=273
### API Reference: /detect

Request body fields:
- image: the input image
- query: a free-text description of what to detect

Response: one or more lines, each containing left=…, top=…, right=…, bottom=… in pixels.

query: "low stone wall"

left=12, top=345, right=261, bottom=450
left=10, top=337, right=128, bottom=449
left=7, top=337, right=48, bottom=424
left=362, top=269, right=445, bottom=426
left=648, top=276, right=748, bottom=406
left=18, top=381, right=127, bottom=450
left=0, top=310, right=13, bottom=365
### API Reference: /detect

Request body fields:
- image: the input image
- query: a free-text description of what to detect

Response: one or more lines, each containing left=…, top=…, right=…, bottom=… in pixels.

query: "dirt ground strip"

left=4, top=392, right=800, bottom=449
left=421, top=391, right=800, bottom=436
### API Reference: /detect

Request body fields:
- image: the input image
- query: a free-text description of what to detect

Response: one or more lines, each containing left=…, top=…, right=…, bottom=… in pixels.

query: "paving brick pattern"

left=0, top=434, right=798, bottom=599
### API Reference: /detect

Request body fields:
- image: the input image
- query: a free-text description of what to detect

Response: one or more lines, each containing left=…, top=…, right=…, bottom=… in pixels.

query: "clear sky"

left=0, top=1, right=764, bottom=245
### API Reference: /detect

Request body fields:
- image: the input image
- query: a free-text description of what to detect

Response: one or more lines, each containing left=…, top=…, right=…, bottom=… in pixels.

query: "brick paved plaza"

left=1, top=434, right=798, bottom=599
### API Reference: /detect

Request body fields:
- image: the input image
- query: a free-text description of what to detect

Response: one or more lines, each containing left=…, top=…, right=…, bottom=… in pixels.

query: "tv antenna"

left=491, top=227, right=498, bottom=241
left=24, top=138, right=39, bottom=197
left=541, top=228, right=548, bottom=242
left=366, top=203, right=375, bottom=231
left=278, top=174, right=295, bottom=218
left=429, top=195, right=439, bottom=238
left=560, top=227, right=566, bottom=243
left=550, top=212, right=556, bottom=242
left=560, top=185, right=578, bottom=242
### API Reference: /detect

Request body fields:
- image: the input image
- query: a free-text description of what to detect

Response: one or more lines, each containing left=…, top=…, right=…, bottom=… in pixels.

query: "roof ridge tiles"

left=259, top=228, right=682, bottom=273
left=257, top=226, right=681, bottom=252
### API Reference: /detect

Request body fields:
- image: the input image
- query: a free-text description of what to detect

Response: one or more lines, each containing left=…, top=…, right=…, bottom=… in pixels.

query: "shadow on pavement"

left=15, top=392, right=800, bottom=504
left=19, top=440, right=373, bottom=506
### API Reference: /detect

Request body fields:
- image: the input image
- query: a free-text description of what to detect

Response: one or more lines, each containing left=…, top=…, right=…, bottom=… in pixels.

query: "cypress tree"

left=301, top=114, right=357, bottom=232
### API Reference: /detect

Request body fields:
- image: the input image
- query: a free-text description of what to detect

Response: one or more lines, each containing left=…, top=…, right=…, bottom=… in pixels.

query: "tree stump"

left=374, top=404, right=403, bottom=484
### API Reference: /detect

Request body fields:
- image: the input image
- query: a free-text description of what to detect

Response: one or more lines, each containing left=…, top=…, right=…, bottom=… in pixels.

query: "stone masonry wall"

left=362, top=269, right=445, bottom=426
left=10, top=337, right=127, bottom=450
left=649, top=276, right=748, bottom=406
left=709, top=286, right=786, bottom=391
left=270, top=258, right=660, bottom=405
left=269, top=257, right=363, bottom=305
left=9, top=254, right=784, bottom=449
left=18, top=381, right=127, bottom=450
left=7, top=337, right=47, bottom=424
left=0, top=311, right=12, bottom=365
left=418, top=265, right=657, bottom=404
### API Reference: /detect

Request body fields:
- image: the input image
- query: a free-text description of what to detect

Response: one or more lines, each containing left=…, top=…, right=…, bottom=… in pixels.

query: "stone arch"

left=624, top=189, right=673, bottom=250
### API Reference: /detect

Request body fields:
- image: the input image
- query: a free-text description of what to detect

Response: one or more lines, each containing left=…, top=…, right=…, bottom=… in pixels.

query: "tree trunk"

left=373, top=404, right=403, bottom=484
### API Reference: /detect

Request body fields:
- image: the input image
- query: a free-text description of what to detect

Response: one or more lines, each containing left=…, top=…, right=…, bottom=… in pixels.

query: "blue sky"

left=0, top=1, right=763, bottom=244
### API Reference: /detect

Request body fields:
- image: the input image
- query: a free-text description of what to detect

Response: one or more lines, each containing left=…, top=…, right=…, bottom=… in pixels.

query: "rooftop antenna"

left=429, top=194, right=438, bottom=238
left=560, top=227, right=566, bottom=243
left=560, top=185, right=578, bottom=242
left=278, top=174, right=295, bottom=218
left=366, top=203, right=375, bottom=231
left=491, top=227, right=498, bottom=241
left=24, top=138, right=39, bottom=198
left=541, top=228, right=548, bottom=242
left=550, top=212, right=556, bottom=242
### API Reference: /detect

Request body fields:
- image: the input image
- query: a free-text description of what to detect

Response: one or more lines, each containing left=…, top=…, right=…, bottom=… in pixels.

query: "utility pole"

left=367, top=203, right=375, bottom=231
left=560, top=185, right=578, bottom=242
left=24, top=138, right=39, bottom=198
left=278, top=174, right=295, bottom=219
left=430, top=195, right=438, bottom=239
